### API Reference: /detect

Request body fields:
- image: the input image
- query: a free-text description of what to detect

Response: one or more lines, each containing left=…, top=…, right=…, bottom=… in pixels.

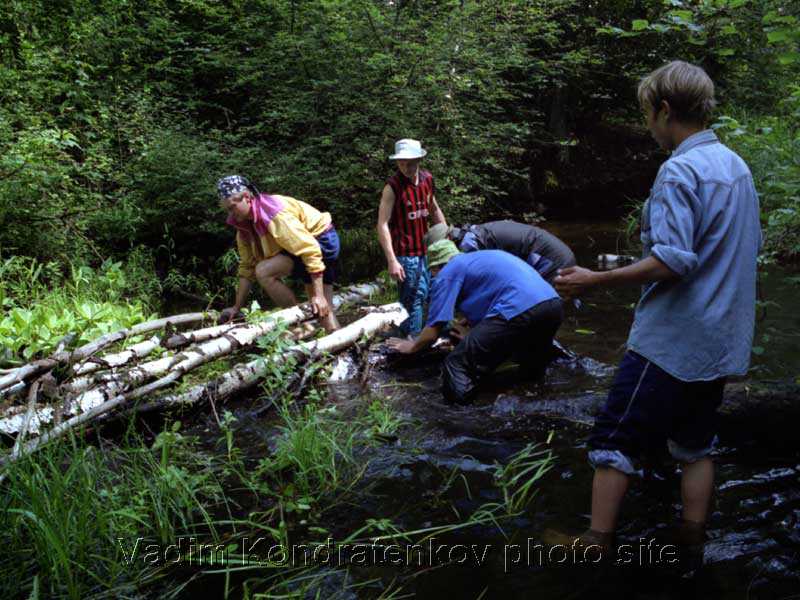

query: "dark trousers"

left=442, top=298, right=563, bottom=405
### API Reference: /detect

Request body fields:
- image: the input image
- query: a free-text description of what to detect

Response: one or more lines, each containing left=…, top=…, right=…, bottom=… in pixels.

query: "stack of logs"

left=0, top=282, right=407, bottom=467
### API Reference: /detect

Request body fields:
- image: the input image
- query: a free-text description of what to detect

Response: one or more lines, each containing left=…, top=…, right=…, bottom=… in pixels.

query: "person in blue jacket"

left=387, top=239, right=563, bottom=404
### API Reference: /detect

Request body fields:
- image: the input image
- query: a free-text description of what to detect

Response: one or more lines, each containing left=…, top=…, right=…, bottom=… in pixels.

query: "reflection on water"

left=327, top=336, right=800, bottom=599
left=548, top=220, right=799, bottom=380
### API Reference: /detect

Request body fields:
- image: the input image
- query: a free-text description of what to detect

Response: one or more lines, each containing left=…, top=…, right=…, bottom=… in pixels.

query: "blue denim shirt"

left=627, top=130, right=761, bottom=381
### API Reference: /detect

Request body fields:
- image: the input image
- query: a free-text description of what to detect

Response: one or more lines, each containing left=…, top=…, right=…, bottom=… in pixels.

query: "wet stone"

left=704, top=530, right=779, bottom=564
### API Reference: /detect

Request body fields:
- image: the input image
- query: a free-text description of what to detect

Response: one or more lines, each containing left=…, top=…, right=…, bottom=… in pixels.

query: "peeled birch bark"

left=0, top=303, right=406, bottom=468
left=0, top=283, right=389, bottom=435
left=0, top=312, right=215, bottom=393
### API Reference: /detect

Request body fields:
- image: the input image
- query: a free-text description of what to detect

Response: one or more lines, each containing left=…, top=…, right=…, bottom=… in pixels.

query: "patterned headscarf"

left=217, top=175, right=259, bottom=201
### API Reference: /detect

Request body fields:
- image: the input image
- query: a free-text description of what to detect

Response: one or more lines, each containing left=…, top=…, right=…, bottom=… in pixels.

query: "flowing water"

left=194, top=220, right=800, bottom=598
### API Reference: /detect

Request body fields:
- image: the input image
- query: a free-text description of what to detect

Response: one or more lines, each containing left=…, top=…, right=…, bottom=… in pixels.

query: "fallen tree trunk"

left=0, top=312, right=216, bottom=393
left=72, top=336, right=162, bottom=376
left=148, top=303, right=407, bottom=409
left=0, top=303, right=406, bottom=468
left=164, top=322, right=254, bottom=350
left=0, top=282, right=388, bottom=435
left=0, top=382, right=26, bottom=401
left=3, top=307, right=306, bottom=436
left=61, top=282, right=385, bottom=397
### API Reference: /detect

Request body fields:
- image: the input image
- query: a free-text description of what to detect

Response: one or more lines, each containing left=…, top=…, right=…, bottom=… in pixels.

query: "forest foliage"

left=1, top=0, right=798, bottom=273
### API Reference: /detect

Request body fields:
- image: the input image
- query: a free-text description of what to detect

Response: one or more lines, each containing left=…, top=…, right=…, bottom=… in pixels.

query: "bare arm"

left=430, top=195, right=447, bottom=227
left=219, top=277, right=252, bottom=323
left=387, top=325, right=442, bottom=354
left=377, top=184, right=405, bottom=281
left=308, top=275, right=330, bottom=317
left=232, top=277, right=252, bottom=311
left=554, top=256, right=677, bottom=298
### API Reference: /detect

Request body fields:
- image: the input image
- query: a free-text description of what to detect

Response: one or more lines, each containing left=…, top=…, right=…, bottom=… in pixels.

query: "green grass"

left=492, top=442, right=556, bottom=517
left=0, top=424, right=229, bottom=599
left=0, top=327, right=556, bottom=598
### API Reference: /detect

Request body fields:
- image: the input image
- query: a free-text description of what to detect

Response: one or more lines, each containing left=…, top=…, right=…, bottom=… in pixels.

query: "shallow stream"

left=194, top=220, right=800, bottom=599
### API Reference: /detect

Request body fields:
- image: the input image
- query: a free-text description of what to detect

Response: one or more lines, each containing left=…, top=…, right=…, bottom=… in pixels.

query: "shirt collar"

left=672, top=129, right=718, bottom=157
left=397, top=169, right=422, bottom=186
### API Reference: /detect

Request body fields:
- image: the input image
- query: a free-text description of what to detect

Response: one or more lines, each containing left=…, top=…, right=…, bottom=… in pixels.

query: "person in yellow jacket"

left=217, top=175, right=340, bottom=332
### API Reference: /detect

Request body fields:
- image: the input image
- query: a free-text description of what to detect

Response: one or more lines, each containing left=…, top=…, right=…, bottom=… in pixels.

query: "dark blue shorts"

left=588, top=351, right=725, bottom=475
left=284, top=227, right=340, bottom=285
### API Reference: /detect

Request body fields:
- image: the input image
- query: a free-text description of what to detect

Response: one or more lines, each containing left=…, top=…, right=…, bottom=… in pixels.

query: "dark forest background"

left=1, top=0, right=798, bottom=299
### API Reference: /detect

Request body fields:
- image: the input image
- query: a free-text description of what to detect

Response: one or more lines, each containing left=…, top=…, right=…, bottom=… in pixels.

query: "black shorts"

left=588, top=351, right=725, bottom=475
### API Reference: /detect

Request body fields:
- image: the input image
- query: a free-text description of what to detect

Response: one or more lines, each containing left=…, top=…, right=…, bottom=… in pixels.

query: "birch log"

left=72, top=336, right=162, bottom=376
left=0, top=283, right=389, bottom=435
left=153, top=303, right=407, bottom=408
left=0, top=303, right=406, bottom=468
left=0, top=312, right=215, bottom=393
left=2, top=305, right=308, bottom=435
left=61, top=282, right=384, bottom=396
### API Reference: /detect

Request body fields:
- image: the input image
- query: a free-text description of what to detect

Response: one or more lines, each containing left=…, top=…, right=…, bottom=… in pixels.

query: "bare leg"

left=304, top=283, right=340, bottom=332
left=541, top=466, right=623, bottom=552
left=255, top=255, right=297, bottom=308
left=590, top=467, right=630, bottom=533
left=681, top=457, right=714, bottom=523
left=323, top=283, right=340, bottom=330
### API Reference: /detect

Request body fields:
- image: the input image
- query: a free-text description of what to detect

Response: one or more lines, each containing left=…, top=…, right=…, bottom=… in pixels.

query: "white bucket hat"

left=389, top=138, right=427, bottom=160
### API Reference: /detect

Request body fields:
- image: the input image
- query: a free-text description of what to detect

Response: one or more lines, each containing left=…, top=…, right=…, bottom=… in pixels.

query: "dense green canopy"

left=1, top=0, right=798, bottom=265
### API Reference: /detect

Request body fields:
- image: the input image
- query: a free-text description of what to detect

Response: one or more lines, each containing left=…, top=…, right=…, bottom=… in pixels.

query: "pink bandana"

left=226, top=194, right=285, bottom=242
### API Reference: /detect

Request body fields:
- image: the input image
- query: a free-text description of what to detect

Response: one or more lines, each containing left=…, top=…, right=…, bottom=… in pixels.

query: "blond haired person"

left=549, top=61, right=761, bottom=569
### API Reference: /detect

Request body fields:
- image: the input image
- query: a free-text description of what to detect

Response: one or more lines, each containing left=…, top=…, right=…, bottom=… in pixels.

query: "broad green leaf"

left=669, top=9, right=695, bottom=21
left=767, top=30, right=791, bottom=44
left=632, top=19, right=649, bottom=31
left=778, top=52, right=800, bottom=65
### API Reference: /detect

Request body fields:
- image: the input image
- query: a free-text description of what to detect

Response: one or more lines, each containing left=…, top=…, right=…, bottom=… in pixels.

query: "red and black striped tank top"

left=387, top=169, right=435, bottom=256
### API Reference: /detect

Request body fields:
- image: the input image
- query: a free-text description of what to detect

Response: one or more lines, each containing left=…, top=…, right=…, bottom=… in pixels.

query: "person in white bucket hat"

left=377, top=138, right=447, bottom=336
left=388, top=138, right=427, bottom=160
